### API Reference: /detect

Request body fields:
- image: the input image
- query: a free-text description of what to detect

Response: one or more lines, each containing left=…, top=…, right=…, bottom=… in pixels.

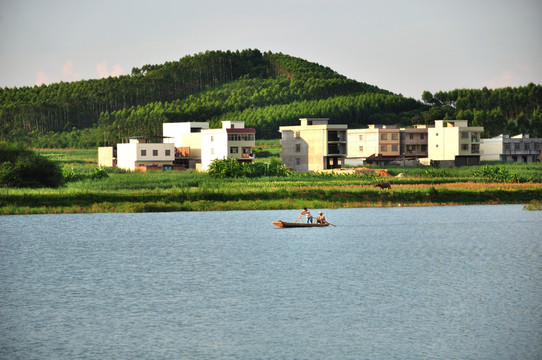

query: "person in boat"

left=295, top=207, right=313, bottom=223
left=315, top=211, right=328, bottom=224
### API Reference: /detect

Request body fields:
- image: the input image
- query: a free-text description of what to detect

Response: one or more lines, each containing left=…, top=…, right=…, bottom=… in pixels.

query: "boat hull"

left=272, top=221, right=329, bottom=228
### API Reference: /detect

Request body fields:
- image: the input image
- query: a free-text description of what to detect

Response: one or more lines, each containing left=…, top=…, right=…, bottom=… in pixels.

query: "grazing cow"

left=374, top=181, right=391, bottom=190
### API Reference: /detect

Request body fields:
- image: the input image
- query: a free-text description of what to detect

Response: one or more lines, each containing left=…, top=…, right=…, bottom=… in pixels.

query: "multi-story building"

left=161, top=120, right=256, bottom=171
left=480, top=134, right=542, bottom=162
left=426, top=120, right=484, bottom=166
left=279, top=118, right=347, bottom=172
left=200, top=121, right=256, bottom=171
left=400, top=125, right=430, bottom=159
left=115, top=136, right=175, bottom=171
left=163, top=122, right=209, bottom=168
left=346, top=124, right=429, bottom=165
left=347, top=125, right=400, bottom=165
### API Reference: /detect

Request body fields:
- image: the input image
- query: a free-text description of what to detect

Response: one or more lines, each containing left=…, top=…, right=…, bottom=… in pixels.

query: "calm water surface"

left=1, top=205, right=541, bottom=359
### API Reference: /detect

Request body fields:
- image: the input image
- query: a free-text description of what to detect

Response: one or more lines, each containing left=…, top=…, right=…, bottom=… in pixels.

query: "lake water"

left=1, top=205, right=541, bottom=359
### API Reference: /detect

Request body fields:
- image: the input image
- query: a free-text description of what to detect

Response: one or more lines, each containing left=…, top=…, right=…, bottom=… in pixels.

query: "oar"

left=327, top=222, right=336, bottom=227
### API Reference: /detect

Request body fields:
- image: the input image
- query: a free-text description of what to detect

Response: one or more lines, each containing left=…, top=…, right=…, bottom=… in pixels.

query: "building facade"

left=400, top=125, right=430, bottom=159
left=346, top=124, right=429, bottom=165
left=200, top=121, right=256, bottom=171
left=163, top=122, right=209, bottom=168
left=279, top=118, right=347, bottom=172
left=427, top=120, right=483, bottom=166
left=480, top=134, right=542, bottom=162
left=347, top=125, right=400, bottom=164
left=116, top=137, right=175, bottom=171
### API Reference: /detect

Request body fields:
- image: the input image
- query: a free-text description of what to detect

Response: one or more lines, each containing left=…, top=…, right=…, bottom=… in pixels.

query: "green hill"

left=1, top=49, right=541, bottom=148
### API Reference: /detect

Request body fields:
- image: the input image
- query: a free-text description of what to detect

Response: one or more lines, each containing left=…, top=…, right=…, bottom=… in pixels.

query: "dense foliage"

left=421, top=84, right=542, bottom=137
left=1, top=49, right=541, bottom=148
left=208, top=157, right=290, bottom=178
left=0, top=143, right=64, bottom=187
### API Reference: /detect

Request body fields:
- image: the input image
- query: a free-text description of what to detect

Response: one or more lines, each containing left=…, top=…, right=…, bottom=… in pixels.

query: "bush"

left=472, top=165, right=519, bottom=183
left=0, top=143, right=65, bottom=188
left=208, top=157, right=290, bottom=178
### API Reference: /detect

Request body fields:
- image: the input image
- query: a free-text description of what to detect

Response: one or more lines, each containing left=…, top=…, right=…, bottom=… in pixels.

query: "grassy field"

left=1, top=147, right=541, bottom=215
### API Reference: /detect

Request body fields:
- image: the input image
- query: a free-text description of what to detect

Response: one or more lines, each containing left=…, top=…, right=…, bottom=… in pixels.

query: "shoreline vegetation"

left=1, top=148, right=542, bottom=215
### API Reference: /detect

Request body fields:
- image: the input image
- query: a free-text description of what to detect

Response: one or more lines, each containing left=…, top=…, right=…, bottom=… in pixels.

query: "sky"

left=1, top=0, right=541, bottom=99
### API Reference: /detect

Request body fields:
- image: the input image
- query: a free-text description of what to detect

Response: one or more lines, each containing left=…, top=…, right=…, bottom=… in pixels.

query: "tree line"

left=1, top=48, right=541, bottom=148
left=421, top=84, right=542, bottom=137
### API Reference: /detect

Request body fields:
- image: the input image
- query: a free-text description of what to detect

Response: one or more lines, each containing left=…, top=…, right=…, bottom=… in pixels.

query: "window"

left=359, top=134, right=363, bottom=141
left=141, top=150, right=147, bottom=156
left=461, top=132, right=468, bottom=139
left=211, top=148, right=214, bottom=155
left=409, top=133, right=414, bottom=140
left=295, top=158, right=301, bottom=166
left=392, top=144, right=398, bottom=151
left=514, top=143, right=520, bottom=150
left=211, top=136, right=214, bottom=142
left=420, top=134, right=425, bottom=140
left=525, top=143, right=530, bottom=150
left=381, top=134, right=387, bottom=140
left=359, top=146, right=364, bottom=152
left=381, top=145, right=387, bottom=151
left=230, top=146, right=238, bottom=154
left=153, top=149, right=158, bottom=156
left=462, top=144, right=469, bottom=151
left=295, top=131, right=300, bottom=138
left=228, top=134, right=255, bottom=141
left=391, top=133, right=398, bottom=140
left=504, top=143, right=511, bottom=150
left=165, top=150, right=171, bottom=156
left=295, top=144, right=301, bottom=152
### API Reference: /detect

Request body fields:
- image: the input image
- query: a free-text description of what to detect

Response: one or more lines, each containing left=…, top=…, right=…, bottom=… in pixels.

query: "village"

left=97, top=118, right=542, bottom=173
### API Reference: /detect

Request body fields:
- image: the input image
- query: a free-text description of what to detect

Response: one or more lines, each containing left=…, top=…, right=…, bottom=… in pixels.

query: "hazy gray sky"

left=1, top=0, right=541, bottom=99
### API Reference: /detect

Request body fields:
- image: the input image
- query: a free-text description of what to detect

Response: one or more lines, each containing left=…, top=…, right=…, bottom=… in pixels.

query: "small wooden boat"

left=272, top=220, right=330, bottom=228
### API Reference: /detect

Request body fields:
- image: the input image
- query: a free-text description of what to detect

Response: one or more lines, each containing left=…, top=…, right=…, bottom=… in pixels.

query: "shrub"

left=0, top=143, right=64, bottom=188
left=472, top=165, right=519, bottom=183
left=208, top=158, right=290, bottom=178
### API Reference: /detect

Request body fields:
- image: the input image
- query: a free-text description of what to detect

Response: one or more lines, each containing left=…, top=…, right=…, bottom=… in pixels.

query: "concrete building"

left=426, top=120, right=484, bottom=166
left=346, top=124, right=430, bottom=165
left=200, top=121, right=256, bottom=171
left=347, top=125, right=400, bottom=165
left=163, top=122, right=209, bottom=168
left=400, top=125, right=430, bottom=160
left=97, top=146, right=116, bottom=167
left=480, top=134, right=542, bottom=162
left=116, top=136, right=175, bottom=171
left=279, top=118, right=347, bottom=172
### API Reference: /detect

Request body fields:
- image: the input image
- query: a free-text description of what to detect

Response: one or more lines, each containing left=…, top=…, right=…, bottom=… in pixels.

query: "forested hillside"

left=421, top=85, right=542, bottom=137
left=1, top=49, right=541, bottom=148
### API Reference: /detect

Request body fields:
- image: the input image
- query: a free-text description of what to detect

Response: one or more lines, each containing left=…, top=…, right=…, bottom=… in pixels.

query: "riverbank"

left=1, top=149, right=541, bottom=215
left=2, top=181, right=541, bottom=215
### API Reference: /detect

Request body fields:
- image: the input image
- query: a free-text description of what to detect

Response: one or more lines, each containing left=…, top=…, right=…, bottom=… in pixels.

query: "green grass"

left=1, top=148, right=541, bottom=215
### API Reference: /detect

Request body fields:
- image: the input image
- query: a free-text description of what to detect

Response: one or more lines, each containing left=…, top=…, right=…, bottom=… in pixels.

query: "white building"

left=279, top=118, right=347, bottom=172
left=116, top=137, right=175, bottom=171
left=480, top=134, right=542, bottom=162
left=162, top=122, right=209, bottom=158
left=200, top=121, right=256, bottom=171
left=426, top=120, right=483, bottom=166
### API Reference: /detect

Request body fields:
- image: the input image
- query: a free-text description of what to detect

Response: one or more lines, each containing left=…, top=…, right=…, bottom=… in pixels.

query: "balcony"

left=327, top=143, right=347, bottom=155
